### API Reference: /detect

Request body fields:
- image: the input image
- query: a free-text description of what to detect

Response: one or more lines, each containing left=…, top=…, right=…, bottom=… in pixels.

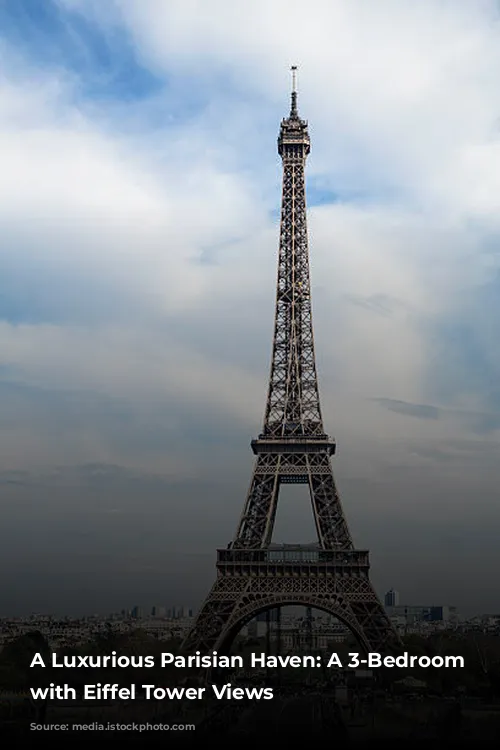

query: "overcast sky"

left=2, top=0, right=500, bottom=618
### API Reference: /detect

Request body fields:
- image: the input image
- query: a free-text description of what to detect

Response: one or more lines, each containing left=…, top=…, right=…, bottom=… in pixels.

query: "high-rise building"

left=384, top=589, right=399, bottom=608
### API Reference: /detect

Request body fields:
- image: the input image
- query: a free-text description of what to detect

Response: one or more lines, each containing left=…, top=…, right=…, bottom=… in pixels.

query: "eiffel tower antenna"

left=290, top=65, right=298, bottom=117
left=183, top=70, right=399, bottom=656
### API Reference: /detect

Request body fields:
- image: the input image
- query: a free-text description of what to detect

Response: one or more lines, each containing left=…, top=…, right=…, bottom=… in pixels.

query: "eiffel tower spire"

left=182, top=72, right=399, bottom=657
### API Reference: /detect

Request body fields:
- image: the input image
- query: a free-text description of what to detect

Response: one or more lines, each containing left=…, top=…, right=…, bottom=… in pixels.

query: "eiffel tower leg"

left=308, top=454, right=353, bottom=549
left=233, top=456, right=280, bottom=547
left=182, top=576, right=248, bottom=654
left=339, top=577, right=400, bottom=653
left=349, top=597, right=398, bottom=654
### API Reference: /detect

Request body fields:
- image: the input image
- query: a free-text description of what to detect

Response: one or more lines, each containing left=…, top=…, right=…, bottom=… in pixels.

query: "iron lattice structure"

left=183, top=70, right=399, bottom=656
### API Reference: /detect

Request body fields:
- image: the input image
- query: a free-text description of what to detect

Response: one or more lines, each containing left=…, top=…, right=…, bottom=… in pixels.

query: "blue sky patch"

left=0, top=0, right=163, bottom=103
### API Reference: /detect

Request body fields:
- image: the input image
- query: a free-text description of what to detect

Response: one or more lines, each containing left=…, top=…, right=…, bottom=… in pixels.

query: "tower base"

left=183, top=546, right=399, bottom=654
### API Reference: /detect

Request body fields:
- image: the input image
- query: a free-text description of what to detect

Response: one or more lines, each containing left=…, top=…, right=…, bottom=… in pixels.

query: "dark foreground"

left=3, top=690, right=500, bottom=745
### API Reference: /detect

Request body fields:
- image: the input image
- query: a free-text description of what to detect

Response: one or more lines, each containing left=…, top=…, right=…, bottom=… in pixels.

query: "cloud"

left=1, top=0, right=500, bottom=613
left=375, top=399, right=440, bottom=420
left=81, top=0, right=500, bottom=211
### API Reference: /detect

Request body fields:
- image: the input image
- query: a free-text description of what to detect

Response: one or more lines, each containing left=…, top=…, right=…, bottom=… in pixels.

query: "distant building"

left=384, top=589, right=399, bottom=607
left=387, top=605, right=457, bottom=624
left=131, top=606, right=143, bottom=619
left=151, top=606, right=166, bottom=617
left=168, top=605, right=191, bottom=619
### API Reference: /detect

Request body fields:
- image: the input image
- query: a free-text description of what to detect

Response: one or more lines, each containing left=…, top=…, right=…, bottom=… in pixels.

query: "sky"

left=2, top=0, right=500, bottom=618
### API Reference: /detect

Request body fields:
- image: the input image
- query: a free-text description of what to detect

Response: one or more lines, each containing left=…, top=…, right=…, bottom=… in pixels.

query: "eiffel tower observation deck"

left=183, top=68, right=399, bottom=656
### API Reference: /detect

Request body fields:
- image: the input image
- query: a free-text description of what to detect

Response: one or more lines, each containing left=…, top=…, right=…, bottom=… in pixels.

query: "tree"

left=0, top=631, right=53, bottom=722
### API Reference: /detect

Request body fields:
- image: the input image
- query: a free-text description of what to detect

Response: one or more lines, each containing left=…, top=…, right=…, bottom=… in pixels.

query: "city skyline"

left=2, top=1, right=500, bottom=617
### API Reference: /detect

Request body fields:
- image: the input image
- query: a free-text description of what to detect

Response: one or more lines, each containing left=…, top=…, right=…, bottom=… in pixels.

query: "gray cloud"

left=375, top=398, right=440, bottom=420
left=375, top=397, right=500, bottom=435
left=343, top=293, right=403, bottom=317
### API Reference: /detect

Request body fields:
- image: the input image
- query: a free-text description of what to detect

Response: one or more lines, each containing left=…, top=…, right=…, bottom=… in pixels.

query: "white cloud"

left=99, top=0, right=500, bottom=218
left=2, top=1, right=500, bottom=476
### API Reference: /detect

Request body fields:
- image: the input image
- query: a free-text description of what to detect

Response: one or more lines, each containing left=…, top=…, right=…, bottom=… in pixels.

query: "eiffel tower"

left=183, top=68, right=399, bottom=656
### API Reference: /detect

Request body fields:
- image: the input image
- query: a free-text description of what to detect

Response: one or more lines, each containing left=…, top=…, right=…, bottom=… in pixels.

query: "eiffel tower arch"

left=183, top=68, right=399, bottom=657
left=184, top=568, right=395, bottom=656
